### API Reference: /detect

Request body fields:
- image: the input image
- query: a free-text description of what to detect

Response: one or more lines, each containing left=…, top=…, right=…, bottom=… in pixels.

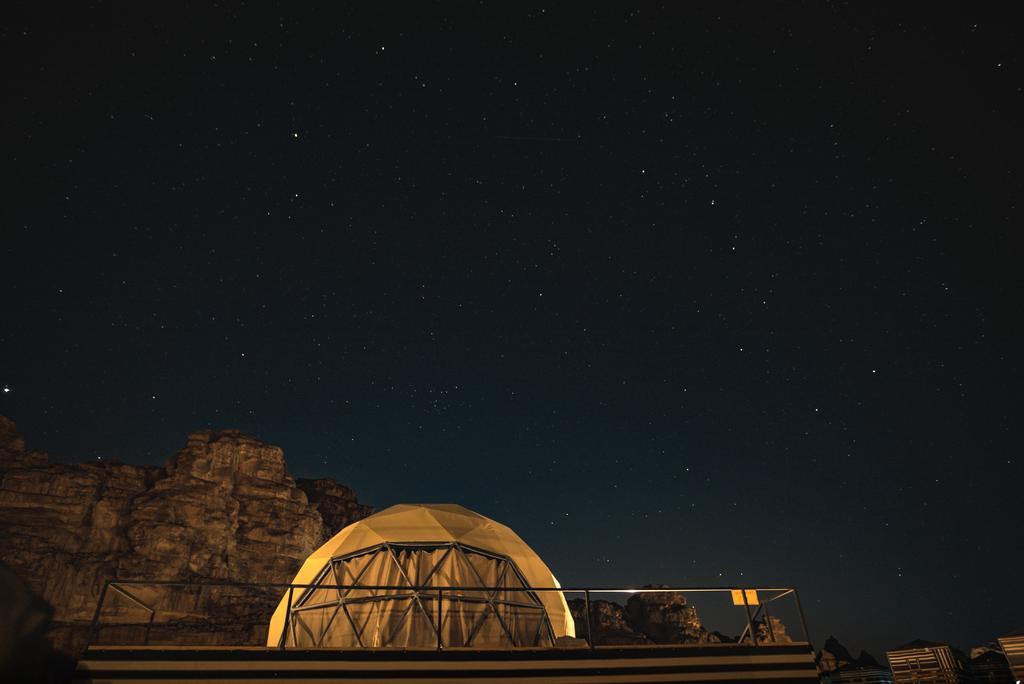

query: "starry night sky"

left=3, top=2, right=1022, bottom=657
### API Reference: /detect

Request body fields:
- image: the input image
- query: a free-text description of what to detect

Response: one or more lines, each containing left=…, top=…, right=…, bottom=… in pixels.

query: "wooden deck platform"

left=75, top=642, right=819, bottom=683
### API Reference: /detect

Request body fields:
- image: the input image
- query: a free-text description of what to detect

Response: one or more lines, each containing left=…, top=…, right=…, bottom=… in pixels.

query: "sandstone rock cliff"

left=295, top=477, right=369, bottom=535
left=0, top=417, right=371, bottom=655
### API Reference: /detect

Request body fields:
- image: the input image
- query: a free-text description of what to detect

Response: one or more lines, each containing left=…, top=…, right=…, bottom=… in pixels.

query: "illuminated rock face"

left=0, top=417, right=371, bottom=655
left=120, top=430, right=329, bottom=582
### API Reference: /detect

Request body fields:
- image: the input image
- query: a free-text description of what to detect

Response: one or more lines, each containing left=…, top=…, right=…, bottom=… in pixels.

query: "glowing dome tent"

left=267, top=503, right=574, bottom=649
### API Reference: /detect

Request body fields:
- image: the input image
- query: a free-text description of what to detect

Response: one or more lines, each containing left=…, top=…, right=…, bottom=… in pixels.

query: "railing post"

left=762, top=600, right=775, bottom=643
left=86, top=580, right=111, bottom=649
left=280, top=585, right=294, bottom=650
left=742, top=589, right=758, bottom=646
left=792, top=587, right=813, bottom=652
left=437, top=589, right=443, bottom=651
left=584, top=590, right=594, bottom=649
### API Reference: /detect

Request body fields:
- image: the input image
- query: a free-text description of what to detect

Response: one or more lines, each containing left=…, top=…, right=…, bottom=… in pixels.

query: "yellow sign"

left=731, top=589, right=759, bottom=606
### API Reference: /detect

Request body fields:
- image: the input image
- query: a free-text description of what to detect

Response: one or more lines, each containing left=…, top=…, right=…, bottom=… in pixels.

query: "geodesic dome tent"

left=266, top=503, right=574, bottom=649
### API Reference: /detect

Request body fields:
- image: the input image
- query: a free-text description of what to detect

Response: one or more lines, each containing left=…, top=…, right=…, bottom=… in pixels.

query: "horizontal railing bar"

left=293, top=596, right=546, bottom=610
left=97, top=580, right=798, bottom=593
left=108, top=583, right=156, bottom=615
left=88, top=580, right=809, bottom=648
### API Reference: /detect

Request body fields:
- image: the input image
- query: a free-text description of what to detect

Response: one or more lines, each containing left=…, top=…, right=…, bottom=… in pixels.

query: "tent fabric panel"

left=320, top=603, right=362, bottom=648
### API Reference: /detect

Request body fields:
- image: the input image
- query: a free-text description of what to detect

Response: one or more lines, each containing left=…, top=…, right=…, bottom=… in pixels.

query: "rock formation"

left=295, top=477, right=369, bottom=534
left=817, top=635, right=889, bottom=678
left=569, top=590, right=795, bottom=646
left=740, top=616, right=792, bottom=644
left=0, top=417, right=371, bottom=655
left=626, top=591, right=721, bottom=644
left=0, top=561, right=76, bottom=682
left=818, top=634, right=857, bottom=672
left=568, top=599, right=650, bottom=645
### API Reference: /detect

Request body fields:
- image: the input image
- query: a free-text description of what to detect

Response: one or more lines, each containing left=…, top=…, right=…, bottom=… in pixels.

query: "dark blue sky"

left=2, top=2, right=1021, bottom=657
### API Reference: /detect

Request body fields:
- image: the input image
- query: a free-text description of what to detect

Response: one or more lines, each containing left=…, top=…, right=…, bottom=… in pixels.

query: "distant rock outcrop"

left=568, top=598, right=650, bottom=645
left=819, top=634, right=858, bottom=671
left=818, top=635, right=887, bottom=677
left=0, top=417, right=371, bottom=655
left=626, top=591, right=721, bottom=644
left=569, top=590, right=788, bottom=646
left=741, top=616, right=792, bottom=644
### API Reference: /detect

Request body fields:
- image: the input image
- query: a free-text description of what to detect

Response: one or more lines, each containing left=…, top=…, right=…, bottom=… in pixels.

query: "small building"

left=886, top=640, right=968, bottom=683
left=996, top=628, right=1024, bottom=681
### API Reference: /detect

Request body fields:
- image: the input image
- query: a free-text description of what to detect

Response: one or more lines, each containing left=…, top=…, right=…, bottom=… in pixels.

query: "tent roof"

left=267, top=503, right=575, bottom=645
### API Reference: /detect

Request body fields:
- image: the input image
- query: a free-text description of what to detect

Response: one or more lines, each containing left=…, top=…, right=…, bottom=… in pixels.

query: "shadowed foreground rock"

left=0, top=561, right=75, bottom=683
left=0, top=417, right=371, bottom=656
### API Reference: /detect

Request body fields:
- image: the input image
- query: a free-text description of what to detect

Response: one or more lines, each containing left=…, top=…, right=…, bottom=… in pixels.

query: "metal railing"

left=86, top=580, right=812, bottom=652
